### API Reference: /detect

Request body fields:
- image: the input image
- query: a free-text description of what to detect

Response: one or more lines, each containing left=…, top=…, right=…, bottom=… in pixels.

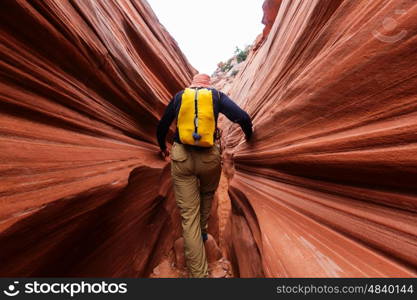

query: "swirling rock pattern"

left=1, top=0, right=416, bottom=278
left=221, top=0, right=417, bottom=277
left=0, top=0, right=193, bottom=276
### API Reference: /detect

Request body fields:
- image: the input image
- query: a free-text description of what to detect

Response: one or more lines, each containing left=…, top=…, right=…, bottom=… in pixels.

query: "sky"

left=147, top=0, right=265, bottom=75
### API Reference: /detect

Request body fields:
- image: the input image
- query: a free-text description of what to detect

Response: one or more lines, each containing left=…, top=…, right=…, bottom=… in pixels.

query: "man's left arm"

left=219, top=92, right=253, bottom=140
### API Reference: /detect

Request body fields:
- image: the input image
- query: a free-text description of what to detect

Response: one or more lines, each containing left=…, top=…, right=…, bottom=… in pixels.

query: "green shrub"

left=218, top=46, right=250, bottom=73
left=220, top=58, right=233, bottom=73
left=235, top=46, right=249, bottom=63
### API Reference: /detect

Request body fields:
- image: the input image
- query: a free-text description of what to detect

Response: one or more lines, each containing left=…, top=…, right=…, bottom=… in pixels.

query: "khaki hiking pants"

left=170, top=142, right=222, bottom=278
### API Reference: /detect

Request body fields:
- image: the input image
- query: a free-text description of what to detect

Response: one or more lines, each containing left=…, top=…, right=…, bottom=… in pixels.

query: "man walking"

left=156, top=74, right=252, bottom=278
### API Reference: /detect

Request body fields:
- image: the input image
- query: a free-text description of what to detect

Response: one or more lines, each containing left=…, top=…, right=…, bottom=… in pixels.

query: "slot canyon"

left=1, top=0, right=416, bottom=278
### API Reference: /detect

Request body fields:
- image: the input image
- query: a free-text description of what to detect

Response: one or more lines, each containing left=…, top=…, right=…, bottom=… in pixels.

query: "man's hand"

left=245, top=126, right=255, bottom=145
left=159, top=148, right=170, bottom=160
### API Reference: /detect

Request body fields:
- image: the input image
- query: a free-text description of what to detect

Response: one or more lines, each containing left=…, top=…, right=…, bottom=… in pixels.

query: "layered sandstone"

left=0, top=0, right=193, bottom=277
left=221, top=0, right=417, bottom=277
left=1, top=0, right=416, bottom=278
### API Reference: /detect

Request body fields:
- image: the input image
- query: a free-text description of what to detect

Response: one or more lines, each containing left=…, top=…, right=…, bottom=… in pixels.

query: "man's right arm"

left=219, top=91, right=253, bottom=140
left=156, top=96, right=176, bottom=151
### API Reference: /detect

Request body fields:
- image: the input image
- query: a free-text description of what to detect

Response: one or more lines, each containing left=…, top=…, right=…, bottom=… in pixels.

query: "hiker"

left=156, top=73, right=252, bottom=278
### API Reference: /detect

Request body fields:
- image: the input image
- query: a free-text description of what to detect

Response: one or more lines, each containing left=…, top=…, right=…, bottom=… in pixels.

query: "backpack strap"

left=214, top=89, right=222, bottom=141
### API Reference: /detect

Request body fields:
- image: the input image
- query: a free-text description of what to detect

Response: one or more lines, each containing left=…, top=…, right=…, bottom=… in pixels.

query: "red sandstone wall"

left=0, top=0, right=193, bottom=276
left=222, top=0, right=417, bottom=277
left=1, top=0, right=416, bottom=278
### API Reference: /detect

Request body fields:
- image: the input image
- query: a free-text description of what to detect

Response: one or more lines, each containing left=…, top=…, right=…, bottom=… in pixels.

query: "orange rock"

left=0, top=0, right=193, bottom=277
left=221, top=0, right=417, bottom=278
left=1, top=0, right=417, bottom=279
left=209, top=263, right=228, bottom=278
left=204, top=234, right=223, bottom=263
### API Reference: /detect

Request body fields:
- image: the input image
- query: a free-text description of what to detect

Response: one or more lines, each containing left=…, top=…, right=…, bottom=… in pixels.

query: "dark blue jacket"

left=157, top=87, right=252, bottom=150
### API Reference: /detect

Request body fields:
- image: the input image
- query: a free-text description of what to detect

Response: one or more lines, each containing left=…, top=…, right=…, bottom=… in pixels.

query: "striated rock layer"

left=1, top=0, right=417, bottom=278
left=221, top=0, right=417, bottom=277
left=0, top=0, right=194, bottom=277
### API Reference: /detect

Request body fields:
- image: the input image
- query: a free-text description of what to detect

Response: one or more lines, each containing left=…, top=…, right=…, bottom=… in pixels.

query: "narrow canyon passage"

left=1, top=0, right=417, bottom=278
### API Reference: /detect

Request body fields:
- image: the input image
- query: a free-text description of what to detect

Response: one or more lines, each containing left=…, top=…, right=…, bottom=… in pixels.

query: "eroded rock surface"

left=221, top=0, right=417, bottom=277
left=1, top=0, right=416, bottom=278
left=0, top=0, right=193, bottom=277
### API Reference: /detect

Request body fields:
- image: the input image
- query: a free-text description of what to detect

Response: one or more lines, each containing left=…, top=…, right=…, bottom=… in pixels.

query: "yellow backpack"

left=177, top=88, right=216, bottom=147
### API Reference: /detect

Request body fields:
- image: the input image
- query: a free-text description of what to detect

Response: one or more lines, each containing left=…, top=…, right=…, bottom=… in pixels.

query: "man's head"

left=189, top=73, right=211, bottom=88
